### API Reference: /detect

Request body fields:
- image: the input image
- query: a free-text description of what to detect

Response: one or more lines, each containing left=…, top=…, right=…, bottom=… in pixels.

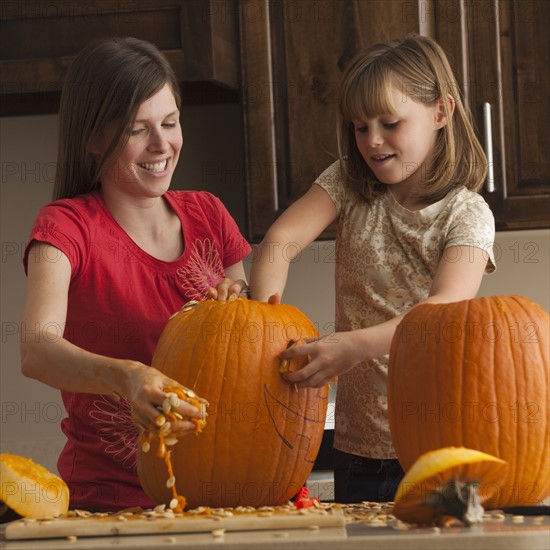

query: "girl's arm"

left=281, top=245, right=490, bottom=387
left=249, top=184, right=338, bottom=302
left=20, top=242, right=206, bottom=435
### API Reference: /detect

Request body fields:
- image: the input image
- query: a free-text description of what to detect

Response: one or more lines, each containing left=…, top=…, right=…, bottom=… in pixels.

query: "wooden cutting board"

left=2, top=505, right=345, bottom=541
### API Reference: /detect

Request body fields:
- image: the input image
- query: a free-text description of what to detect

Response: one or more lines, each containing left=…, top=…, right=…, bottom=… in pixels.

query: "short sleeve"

left=23, top=201, right=90, bottom=277
left=207, top=194, right=252, bottom=267
left=314, top=161, right=345, bottom=212
left=445, top=191, right=496, bottom=273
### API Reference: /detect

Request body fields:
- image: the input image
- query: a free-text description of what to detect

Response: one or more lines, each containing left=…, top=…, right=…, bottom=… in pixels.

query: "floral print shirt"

left=315, top=161, right=496, bottom=458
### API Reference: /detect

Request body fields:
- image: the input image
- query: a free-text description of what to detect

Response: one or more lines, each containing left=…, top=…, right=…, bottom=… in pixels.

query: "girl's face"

left=101, top=83, right=183, bottom=199
left=352, top=86, right=447, bottom=205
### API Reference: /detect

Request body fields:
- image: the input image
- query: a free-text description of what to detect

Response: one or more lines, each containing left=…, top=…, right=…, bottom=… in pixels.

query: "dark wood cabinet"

left=2, top=1, right=547, bottom=233
left=436, top=0, right=549, bottom=230
left=239, top=0, right=549, bottom=241
left=239, top=0, right=422, bottom=242
left=0, top=0, right=240, bottom=115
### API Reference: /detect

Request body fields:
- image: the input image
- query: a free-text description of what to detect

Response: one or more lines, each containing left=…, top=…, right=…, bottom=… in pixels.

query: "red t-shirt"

left=23, top=190, right=251, bottom=511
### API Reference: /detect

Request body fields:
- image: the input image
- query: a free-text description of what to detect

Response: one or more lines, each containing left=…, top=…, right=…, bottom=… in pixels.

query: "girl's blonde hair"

left=337, top=34, right=487, bottom=202
left=53, top=37, right=181, bottom=200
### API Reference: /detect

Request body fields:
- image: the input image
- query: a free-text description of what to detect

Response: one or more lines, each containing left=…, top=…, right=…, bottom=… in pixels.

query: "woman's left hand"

left=280, top=331, right=367, bottom=388
left=207, top=277, right=249, bottom=301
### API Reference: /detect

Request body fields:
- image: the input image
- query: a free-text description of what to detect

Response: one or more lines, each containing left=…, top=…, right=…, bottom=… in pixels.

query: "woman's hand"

left=280, top=331, right=368, bottom=388
left=207, top=277, right=249, bottom=301
left=121, top=361, right=208, bottom=437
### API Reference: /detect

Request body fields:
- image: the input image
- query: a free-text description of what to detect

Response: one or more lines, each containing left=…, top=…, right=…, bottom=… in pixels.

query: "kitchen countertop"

left=2, top=510, right=548, bottom=550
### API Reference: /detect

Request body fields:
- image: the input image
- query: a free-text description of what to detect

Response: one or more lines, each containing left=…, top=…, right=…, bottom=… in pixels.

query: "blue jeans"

left=341, top=455, right=405, bottom=503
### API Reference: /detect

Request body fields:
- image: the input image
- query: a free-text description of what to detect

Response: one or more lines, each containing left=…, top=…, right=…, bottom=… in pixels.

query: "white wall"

left=1, top=111, right=549, bottom=475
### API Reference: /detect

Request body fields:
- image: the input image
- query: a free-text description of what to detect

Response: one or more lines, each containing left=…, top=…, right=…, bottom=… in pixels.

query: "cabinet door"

left=0, top=0, right=240, bottom=115
left=239, top=0, right=421, bottom=242
left=437, top=0, right=549, bottom=230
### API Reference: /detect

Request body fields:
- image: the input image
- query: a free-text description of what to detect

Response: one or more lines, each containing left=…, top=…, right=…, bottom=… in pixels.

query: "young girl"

left=21, top=37, right=251, bottom=511
left=249, top=35, right=495, bottom=503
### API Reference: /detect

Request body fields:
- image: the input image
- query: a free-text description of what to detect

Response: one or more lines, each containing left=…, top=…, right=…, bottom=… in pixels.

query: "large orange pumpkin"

left=388, top=295, right=549, bottom=509
left=137, top=298, right=328, bottom=509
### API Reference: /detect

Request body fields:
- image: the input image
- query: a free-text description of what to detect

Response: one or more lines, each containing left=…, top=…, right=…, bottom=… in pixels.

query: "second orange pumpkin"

left=388, top=295, right=549, bottom=509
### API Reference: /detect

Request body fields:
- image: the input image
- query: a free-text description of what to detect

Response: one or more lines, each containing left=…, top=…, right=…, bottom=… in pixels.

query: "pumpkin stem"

left=422, top=479, right=485, bottom=526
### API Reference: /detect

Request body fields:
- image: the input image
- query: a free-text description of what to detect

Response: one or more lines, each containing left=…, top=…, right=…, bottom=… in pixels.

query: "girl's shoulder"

left=314, top=161, right=349, bottom=211
left=315, top=160, right=343, bottom=185
left=443, top=186, right=493, bottom=216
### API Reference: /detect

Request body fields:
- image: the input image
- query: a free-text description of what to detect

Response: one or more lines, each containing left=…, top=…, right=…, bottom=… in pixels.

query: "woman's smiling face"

left=101, top=83, right=183, bottom=199
left=352, top=86, right=446, bottom=201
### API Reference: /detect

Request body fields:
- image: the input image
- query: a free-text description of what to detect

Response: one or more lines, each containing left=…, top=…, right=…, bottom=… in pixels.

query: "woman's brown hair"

left=337, top=34, right=487, bottom=203
left=53, top=36, right=181, bottom=200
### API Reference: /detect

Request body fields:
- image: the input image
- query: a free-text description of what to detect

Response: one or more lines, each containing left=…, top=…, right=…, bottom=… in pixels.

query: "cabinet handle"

left=483, top=102, right=495, bottom=193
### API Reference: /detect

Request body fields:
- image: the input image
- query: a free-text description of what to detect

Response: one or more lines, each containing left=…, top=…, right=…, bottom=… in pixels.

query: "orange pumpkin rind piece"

left=393, top=447, right=508, bottom=526
left=0, top=454, right=69, bottom=519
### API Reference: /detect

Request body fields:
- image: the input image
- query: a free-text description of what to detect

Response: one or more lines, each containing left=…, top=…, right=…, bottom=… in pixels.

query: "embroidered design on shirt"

left=177, top=238, right=225, bottom=300
left=89, top=395, right=139, bottom=470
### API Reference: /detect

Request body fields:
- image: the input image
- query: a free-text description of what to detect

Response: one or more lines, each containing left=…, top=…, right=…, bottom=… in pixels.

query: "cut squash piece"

left=0, top=454, right=69, bottom=519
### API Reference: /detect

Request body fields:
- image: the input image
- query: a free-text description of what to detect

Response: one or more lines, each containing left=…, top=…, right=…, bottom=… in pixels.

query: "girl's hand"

left=121, top=362, right=208, bottom=437
left=207, top=278, right=249, bottom=301
left=280, top=331, right=367, bottom=388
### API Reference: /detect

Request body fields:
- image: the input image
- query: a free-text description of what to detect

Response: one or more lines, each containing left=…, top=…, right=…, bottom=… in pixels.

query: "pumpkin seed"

left=512, top=515, right=525, bottom=523
left=159, top=422, right=172, bottom=436
left=167, top=393, right=180, bottom=407
left=155, top=414, right=166, bottom=427
left=161, top=398, right=172, bottom=414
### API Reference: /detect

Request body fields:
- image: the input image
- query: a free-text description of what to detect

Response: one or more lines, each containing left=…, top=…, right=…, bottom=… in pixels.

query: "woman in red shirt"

left=21, top=37, right=251, bottom=511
